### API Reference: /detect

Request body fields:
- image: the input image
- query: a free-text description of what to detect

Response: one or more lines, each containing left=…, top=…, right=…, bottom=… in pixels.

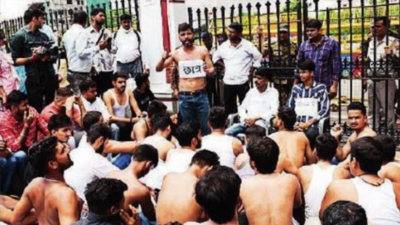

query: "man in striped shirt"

left=295, top=19, right=341, bottom=100
left=288, top=59, right=330, bottom=148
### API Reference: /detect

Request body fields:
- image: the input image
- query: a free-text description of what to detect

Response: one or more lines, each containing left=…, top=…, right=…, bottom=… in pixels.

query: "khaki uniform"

left=264, top=40, right=298, bottom=60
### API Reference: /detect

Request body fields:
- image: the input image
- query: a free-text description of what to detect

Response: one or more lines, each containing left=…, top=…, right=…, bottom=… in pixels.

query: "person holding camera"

left=10, top=9, right=59, bottom=112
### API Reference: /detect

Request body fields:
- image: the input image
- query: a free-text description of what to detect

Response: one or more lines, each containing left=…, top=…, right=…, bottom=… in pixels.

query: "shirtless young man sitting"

left=270, top=107, right=314, bottom=168
left=240, top=137, right=302, bottom=225
left=11, top=137, right=81, bottom=225
left=131, top=101, right=167, bottom=141
left=374, top=134, right=400, bottom=183
left=185, top=166, right=242, bottom=225
left=156, top=22, right=214, bottom=135
left=320, top=137, right=400, bottom=225
left=156, top=150, right=220, bottom=224
left=330, top=102, right=376, bottom=162
left=107, top=144, right=159, bottom=222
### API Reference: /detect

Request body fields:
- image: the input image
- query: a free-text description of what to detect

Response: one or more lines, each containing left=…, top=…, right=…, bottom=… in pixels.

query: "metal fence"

left=1, top=0, right=400, bottom=141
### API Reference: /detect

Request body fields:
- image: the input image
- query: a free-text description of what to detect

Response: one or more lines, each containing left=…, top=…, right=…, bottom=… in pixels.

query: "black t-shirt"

left=133, top=88, right=155, bottom=112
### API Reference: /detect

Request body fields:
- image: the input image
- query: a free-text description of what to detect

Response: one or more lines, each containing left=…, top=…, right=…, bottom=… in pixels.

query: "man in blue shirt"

left=288, top=59, right=330, bottom=148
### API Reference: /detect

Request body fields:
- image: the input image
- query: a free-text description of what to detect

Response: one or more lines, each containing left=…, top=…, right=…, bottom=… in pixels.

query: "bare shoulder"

left=184, top=222, right=201, bottom=225
left=333, top=167, right=351, bottom=179
left=363, top=127, right=377, bottom=137
left=327, top=179, right=352, bottom=193
left=282, top=173, right=299, bottom=184
left=298, top=165, right=312, bottom=177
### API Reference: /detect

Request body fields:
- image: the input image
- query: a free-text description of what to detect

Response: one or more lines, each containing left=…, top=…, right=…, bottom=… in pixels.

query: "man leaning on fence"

left=366, top=16, right=399, bottom=130
left=10, top=8, right=59, bottom=112
left=295, top=19, right=340, bottom=100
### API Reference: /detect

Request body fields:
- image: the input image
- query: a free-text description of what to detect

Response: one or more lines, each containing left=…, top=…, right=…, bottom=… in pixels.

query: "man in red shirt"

left=0, top=90, right=49, bottom=152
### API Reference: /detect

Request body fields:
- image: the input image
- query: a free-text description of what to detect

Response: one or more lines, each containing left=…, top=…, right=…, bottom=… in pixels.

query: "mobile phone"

left=107, top=37, right=112, bottom=44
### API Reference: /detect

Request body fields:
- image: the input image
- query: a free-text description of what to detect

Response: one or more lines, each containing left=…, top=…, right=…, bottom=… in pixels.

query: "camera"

left=28, top=41, right=57, bottom=56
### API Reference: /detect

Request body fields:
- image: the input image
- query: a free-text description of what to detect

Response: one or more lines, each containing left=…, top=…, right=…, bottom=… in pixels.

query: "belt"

left=117, top=58, right=140, bottom=65
left=179, top=89, right=205, bottom=96
left=68, top=70, right=90, bottom=75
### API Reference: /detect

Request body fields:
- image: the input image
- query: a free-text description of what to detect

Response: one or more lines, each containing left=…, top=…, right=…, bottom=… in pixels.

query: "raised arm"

left=156, top=51, right=174, bottom=72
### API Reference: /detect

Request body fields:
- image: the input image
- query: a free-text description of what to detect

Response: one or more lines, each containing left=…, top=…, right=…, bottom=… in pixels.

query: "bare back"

left=270, top=131, right=311, bottom=168
left=173, top=46, right=208, bottom=91
left=240, top=173, right=302, bottom=225
left=156, top=173, right=203, bottom=224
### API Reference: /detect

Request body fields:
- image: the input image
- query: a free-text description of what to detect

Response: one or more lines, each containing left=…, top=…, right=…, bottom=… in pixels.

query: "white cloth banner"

left=178, top=60, right=206, bottom=78
left=295, top=98, right=318, bottom=117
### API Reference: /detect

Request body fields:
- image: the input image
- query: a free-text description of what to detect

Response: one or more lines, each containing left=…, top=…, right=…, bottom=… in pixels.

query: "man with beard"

left=65, top=123, right=119, bottom=202
left=331, top=102, right=376, bottom=162
left=103, top=73, right=142, bottom=141
left=11, top=137, right=81, bottom=225
left=225, top=67, right=279, bottom=137
left=10, top=9, right=58, bottom=112
left=107, top=144, right=159, bottom=222
left=156, top=23, right=214, bottom=135
left=76, top=8, right=112, bottom=98
left=213, top=22, right=262, bottom=116
left=295, top=19, right=341, bottom=99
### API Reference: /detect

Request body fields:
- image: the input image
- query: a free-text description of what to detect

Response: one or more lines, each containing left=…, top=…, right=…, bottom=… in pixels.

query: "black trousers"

left=224, top=82, right=250, bottom=116
left=26, top=73, right=58, bottom=113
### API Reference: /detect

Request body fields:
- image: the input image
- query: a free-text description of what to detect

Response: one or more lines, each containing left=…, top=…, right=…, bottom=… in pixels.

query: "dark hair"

left=178, top=23, right=194, bottom=33
left=229, top=22, right=243, bottom=33
left=306, top=19, right=323, bottom=29
left=247, top=137, right=280, bottom=174
left=322, top=201, right=367, bottom=225
left=191, top=150, right=220, bottom=168
left=176, top=122, right=199, bottom=147
left=73, top=10, right=88, bottom=24
left=87, top=123, right=112, bottom=144
left=135, top=73, right=150, bottom=88
left=347, top=102, right=367, bottom=116
left=28, top=2, right=45, bottom=11
left=374, top=134, right=396, bottom=162
left=48, top=114, right=73, bottom=133
left=112, top=72, right=128, bottom=82
left=56, top=87, right=73, bottom=98
left=83, top=111, right=103, bottom=132
left=24, top=9, right=44, bottom=25
left=79, top=80, right=97, bottom=93
left=298, top=59, right=315, bottom=72
left=208, top=107, right=227, bottom=129
left=315, top=134, right=338, bottom=161
left=151, top=115, right=171, bottom=132
left=278, top=107, right=297, bottom=130
left=147, top=101, right=167, bottom=118
left=245, top=125, right=266, bottom=141
left=28, top=137, right=59, bottom=176
left=90, top=8, right=105, bottom=17
left=120, top=13, right=132, bottom=21
left=351, top=137, right=383, bottom=174
left=132, top=144, right=159, bottom=167
left=6, top=90, right=28, bottom=110
left=161, top=222, right=182, bottom=225
left=85, top=178, right=128, bottom=215
left=195, top=166, right=241, bottom=224
left=254, top=67, right=273, bottom=81
left=375, top=16, right=390, bottom=28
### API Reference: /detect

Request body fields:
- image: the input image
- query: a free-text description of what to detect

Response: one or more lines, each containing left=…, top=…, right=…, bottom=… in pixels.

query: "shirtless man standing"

left=331, top=102, right=376, bottom=162
left=297, top=134, right=350, bottom=221
left=11, top=137, right=80, bottom=225
left=156, top=22, right=214, bottom=135
left=374, top=134, right=400, bottom=183
left=157, top=150, right=220, bottom=224
left=320, top=137, right=400, bottom=225
left=103, top=73, right=142, bottom=141
left=270, top=107, right=314, bottom=168
left=132, top=101, right=167, bottom=141
left=240, top=137, right=302, bottom=225
left=185, top=166, right=242, bottom=225
left=107, top=144, right=159, bottom=222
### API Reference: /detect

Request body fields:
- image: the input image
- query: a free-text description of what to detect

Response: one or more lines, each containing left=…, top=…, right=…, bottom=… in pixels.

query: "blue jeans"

left=110, top=123, right=120, bottom=141
left=225, top=123, right=246, bottom=137
left=112, top=153, right=132, bottom=169
left=0, top=151, right=27, bottom=194
left=305, top=126, right=319, bottom=149
left=178, top=90, right=210, bottom=135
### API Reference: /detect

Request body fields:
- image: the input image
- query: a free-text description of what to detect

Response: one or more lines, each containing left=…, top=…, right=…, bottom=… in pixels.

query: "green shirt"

left=10, top=27, right=55, bottom=77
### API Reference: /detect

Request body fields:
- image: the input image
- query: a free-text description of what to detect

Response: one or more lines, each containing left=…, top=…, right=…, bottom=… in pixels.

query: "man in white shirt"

left=225, top=67, right=279, bottom=137
left=113, top=14, right=148, bottom=78
left=367, top=16, right=399, bottom=129
left=63, top=11, right=92, bottom=92
left=213, top=22, right=262, bottom=116
left=65, top=123, right=119, bottom=202
left=76, top=8, right=112, bottom=98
